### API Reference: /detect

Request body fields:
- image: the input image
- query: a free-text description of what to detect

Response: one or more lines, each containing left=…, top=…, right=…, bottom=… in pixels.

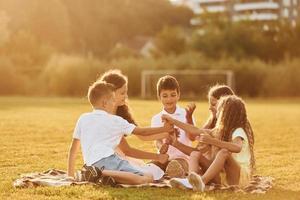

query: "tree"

left=154, top=26, right=186, bottom=56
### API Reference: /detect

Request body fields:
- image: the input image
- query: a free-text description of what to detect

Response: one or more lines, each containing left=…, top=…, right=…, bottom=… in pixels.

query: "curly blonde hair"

left=215, top=95, right=255, bottom=175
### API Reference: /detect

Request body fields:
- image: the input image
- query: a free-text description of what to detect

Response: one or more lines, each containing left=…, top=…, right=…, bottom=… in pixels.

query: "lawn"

left=0, top=97, right=299, bottom=200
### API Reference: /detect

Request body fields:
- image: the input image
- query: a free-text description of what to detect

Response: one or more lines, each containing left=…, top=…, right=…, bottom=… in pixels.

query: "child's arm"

left=132, top=123, right=173, bottom=136
left=172, top=140, right=198, bottom=156
left=203, top=104, right=217, bottom=129
left=155, top=139, right=164, bottom=151
left=164, top=131, right=199, bottom=155
left=202, top=115, right=216, bottom=129
left=118, top=137, right=169, bottom=164
left=67, top=138, right=81, bottom=177
left=185, top=103, right=197, bottom=141
left=136, top=132, right=170, bottom=154
left=135, top=132, right=169, bottom=141
left=162, top=114, right=209, bottom=136
left=197, top=134, right=243, bottom=153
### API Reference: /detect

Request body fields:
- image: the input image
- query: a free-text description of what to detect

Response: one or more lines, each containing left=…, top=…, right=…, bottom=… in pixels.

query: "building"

left=170, top=0, right=300, bottom=25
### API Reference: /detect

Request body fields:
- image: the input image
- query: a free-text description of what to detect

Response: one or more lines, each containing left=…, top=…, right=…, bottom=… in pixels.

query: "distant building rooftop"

left=170, top=0, right=299, bottom=24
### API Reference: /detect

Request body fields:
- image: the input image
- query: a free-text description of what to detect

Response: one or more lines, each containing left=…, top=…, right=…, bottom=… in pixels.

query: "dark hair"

left=208, top=85, right=234, bottom=100
left=87, top=81, right=114, bottom=107
left=206, top=84, right=234, bottom=129
left=100, top=69, right=127, bottom=89
left=98, top=69, right=137, bottom=125
left=156, top=75, right=180, bottom=97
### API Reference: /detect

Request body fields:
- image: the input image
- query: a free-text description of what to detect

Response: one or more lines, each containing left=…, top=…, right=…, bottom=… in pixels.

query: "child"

left=151, top=75, right=196, bottom=177
left=203, top=85, right=235, bottom=129
left=163, top=95, right=255, bottom=191
left=98, top=70, right=170, bottom=171
left=67, top=81, right=173, bottom=185
left=192, top=85, right=235, bottom=162
left=164, top=85, right=235, bottom=168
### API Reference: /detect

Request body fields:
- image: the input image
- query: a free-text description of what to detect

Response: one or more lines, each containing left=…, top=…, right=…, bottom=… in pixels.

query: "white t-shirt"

left=231, top=127, right=251, bottom=185
left=231, top=128, right=250, bottom=166
left=73, top=109, right=136, bottom=165
left=151, top=106, right=194, bottom=160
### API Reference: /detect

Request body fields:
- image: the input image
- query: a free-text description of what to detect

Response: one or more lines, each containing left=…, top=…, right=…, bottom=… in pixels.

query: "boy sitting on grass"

left=67, top=81, right=173, bottom=185
left=151, top=75, right=196, bottom=178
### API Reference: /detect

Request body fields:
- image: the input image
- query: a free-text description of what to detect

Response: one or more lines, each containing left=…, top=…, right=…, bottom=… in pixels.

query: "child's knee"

left=217, top=149, right=230, bottom=158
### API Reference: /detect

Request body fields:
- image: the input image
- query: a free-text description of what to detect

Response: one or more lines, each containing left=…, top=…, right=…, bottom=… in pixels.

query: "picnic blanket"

left=13, top=169, right=274, bottom=194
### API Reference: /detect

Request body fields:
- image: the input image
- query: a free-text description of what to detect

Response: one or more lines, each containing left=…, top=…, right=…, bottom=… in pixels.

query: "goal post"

left=141, top=69, right=235, bottom=99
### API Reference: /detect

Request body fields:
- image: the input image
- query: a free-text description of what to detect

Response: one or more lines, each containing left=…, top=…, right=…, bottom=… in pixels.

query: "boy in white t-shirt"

left=67, top=81, right=173, bottom=185
left=151, top=75, right=196, bottom=177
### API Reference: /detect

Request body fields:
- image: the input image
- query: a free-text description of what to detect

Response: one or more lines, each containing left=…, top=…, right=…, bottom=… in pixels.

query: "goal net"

left=141, top=69, right=234, bottom=99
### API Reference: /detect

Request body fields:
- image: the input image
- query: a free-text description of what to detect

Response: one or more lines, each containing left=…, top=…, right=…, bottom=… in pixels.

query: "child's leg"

left=92, top=154, right=153, bottom=185
left=201, top=149, right=239, bottom=185
left=189, top=151, right=210, bottom=174
left=189, top=151, right=221, bottom=184
left=102, top=170, right=153, bottom=185
left=223, top=155, right=240, bottom=185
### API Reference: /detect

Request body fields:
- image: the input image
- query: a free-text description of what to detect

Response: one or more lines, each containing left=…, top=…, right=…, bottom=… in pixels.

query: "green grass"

left=0, top=97, right=300, bottom=200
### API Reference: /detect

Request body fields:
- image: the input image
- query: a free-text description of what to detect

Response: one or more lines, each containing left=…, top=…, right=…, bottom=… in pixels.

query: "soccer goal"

left=141, top=69, right=235, bottom=99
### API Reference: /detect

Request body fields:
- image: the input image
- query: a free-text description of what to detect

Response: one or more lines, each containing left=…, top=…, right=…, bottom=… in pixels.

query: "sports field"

left=0, top=97, right=299, bottom=200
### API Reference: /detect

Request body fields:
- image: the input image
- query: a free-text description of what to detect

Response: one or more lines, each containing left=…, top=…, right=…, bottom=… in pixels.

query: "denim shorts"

left=92, top=154, right=144, bottom=176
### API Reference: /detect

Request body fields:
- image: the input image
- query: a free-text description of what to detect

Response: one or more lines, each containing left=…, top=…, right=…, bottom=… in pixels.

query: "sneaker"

left=81, top=165, right=104, bottom=183
left=166, top=160, right=185, bottom=178
left=100, top=176, right=116, bottom=187
left=170, top=178, right=192, bottom=190
left=188, top=172, right=205, bottom=192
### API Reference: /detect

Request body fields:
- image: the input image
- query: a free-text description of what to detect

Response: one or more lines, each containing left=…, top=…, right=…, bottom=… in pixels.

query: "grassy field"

left=0, top=97, right=300, bottom=200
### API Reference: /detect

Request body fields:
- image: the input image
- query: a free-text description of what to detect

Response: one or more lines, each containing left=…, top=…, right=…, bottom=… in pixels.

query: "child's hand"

left=197, top=134, right=214, bottom=144
left=163, top=121, right=174, bottom=133
left=165, top=128, right=179, bottom=146
left=158, top=154, right=169, bottom=164
left=185, top=103, right=196, bottom=122
left=161, top=114, right=175, bottom=125
left=159, top=143, right=169, bottom=154
left=196, top=143, right=211, bottom=153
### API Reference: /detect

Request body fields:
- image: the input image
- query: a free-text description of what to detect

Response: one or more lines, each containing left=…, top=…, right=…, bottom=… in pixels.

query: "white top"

left=231, top=128, right=251, bottom=166
left=73, top=109, right=136, bottom=165
left=231, top=127, right=251, bottom=186
left=151, top=106, right=194, bottom=160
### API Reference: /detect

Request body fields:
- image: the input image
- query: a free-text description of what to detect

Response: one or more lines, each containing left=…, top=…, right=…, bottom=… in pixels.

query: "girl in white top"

left=98, top=70, right=170, bottom=179
left=163, top=95, right=255, bottom=191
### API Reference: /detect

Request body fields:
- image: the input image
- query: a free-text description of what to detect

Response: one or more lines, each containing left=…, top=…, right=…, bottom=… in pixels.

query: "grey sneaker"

left=188, top=172, right=205, bottom=192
